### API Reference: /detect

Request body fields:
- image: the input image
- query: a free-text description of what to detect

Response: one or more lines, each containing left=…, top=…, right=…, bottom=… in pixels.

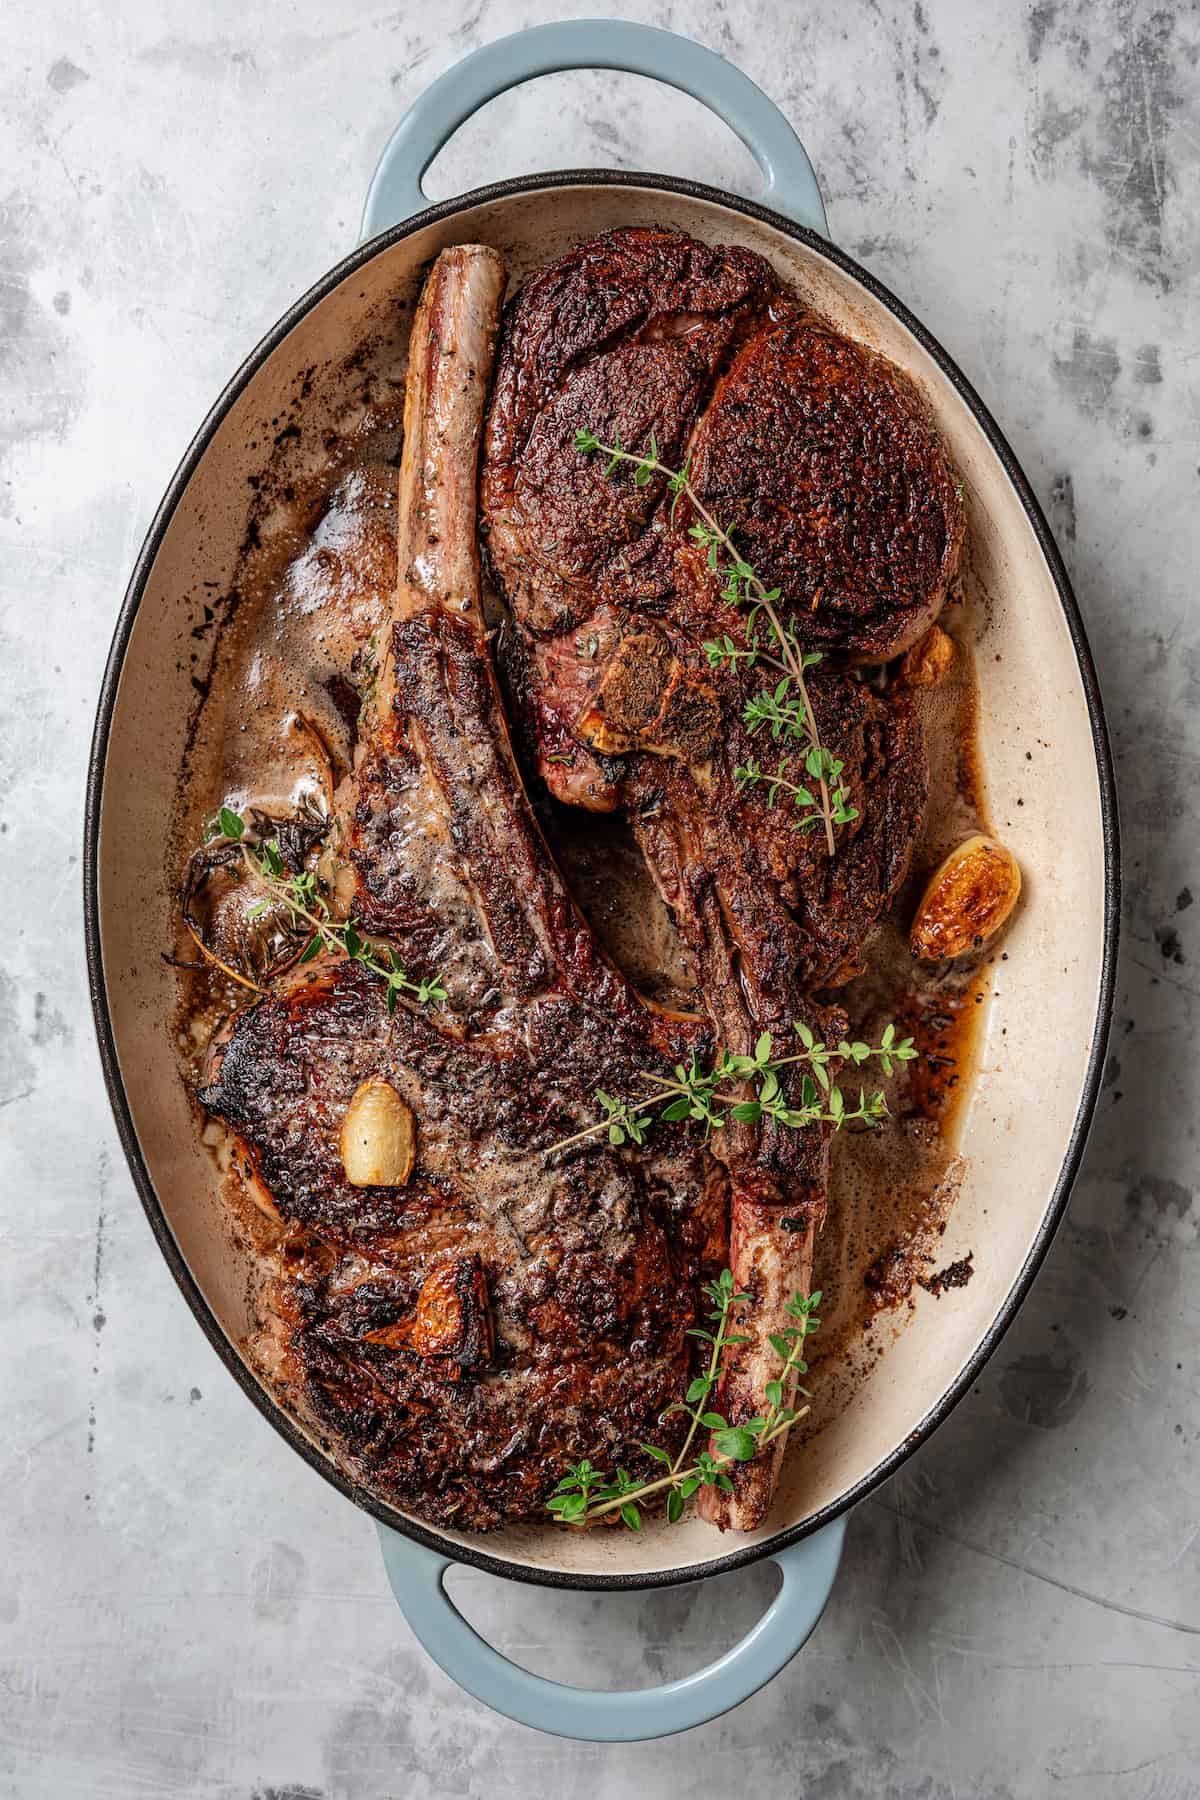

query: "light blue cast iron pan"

left=86, top=18, right=1119, bottom=1744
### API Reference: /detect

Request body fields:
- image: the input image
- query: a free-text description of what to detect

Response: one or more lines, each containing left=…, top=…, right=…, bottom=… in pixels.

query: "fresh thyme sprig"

left=733, top=750, right=859, bottom=833
left=574, top=428, right=855, bottom=854
left=547, top=1022, right=916, bottom=1156
left=547, top=1270, right=821, bottom=1529
left=202, top=806, right=447, bottom=1010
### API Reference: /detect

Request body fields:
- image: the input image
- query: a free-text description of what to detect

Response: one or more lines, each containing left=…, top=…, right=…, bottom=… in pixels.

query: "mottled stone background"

left=2, top=1, right=1198, bottom=1794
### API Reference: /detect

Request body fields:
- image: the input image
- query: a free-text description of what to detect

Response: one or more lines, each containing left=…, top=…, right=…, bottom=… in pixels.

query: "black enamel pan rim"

left=84, top=167, right=1120, bottom=1593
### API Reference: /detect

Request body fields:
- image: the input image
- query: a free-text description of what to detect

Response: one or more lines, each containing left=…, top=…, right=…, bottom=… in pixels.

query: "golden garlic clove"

left=339, top=1077, right=416, bottom=1187
left=910, top=833, right=1022, bottom=960
left=364, top=1256, right=494, bottom=1371
left=901, top=622, right=955, bottom=688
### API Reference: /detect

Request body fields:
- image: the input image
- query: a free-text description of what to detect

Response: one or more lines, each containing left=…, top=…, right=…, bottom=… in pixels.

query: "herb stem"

left=672, top=1280, right=736, bottom=1477
left=580, top=1409, right=805, bottom=1522
left=545, top=1024, right=915, bottom=1157
left=240, top=847, right=330, bottom=937
left=677, top=483, right=836, bottom=856
left=182, top=917, right=266, bottom=994
left=540, top=1100, right=661, bottom=1156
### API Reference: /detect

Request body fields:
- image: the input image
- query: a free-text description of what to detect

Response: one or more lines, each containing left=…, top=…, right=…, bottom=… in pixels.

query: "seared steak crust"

left=683, top=306, right=964, bottom=661
left=197, top=233, right=959, bottom=1536
left=483, top=227, right=775, bottom=636
left=203, top=955, right=723, bottom=1528
left=273, top=1239, right=700, bottom=1529
left=626, top=666, right=928, bottom=999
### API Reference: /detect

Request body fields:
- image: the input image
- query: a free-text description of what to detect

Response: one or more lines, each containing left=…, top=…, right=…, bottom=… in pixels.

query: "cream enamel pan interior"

left=86, top=174, right=1119, bottom=1589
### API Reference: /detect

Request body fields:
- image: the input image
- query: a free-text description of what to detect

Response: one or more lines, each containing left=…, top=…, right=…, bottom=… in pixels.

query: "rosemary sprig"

left=574, top=428, right=855, bottom=854
left=547, top=1022, right=916, bottom=1155
left=208, top=807, right=447, bottom=1010
left=547, top=1270, right=821, bottom=1529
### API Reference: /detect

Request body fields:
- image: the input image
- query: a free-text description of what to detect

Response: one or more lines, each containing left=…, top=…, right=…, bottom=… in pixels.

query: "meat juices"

left=481, top=227, right=962, bottom=1528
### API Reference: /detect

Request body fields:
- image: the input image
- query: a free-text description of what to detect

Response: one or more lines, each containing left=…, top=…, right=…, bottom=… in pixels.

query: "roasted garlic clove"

left=364, top=1256, right=494, bottom=1371
left=910, top=833, right=1021, bottom=960
left=901, top=622, right=955, bottom=688
left=340, top=1077, right=416, bottom=1187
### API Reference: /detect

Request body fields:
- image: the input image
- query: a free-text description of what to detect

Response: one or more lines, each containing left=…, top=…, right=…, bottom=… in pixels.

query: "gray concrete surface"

left=2, top=1, right=1198, bottom=1794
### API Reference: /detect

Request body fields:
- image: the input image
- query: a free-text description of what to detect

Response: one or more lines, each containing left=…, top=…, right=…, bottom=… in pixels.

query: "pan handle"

left=377, top=1517, right=845, bottom=1741
left=360, top=20, right=828, bottom=240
